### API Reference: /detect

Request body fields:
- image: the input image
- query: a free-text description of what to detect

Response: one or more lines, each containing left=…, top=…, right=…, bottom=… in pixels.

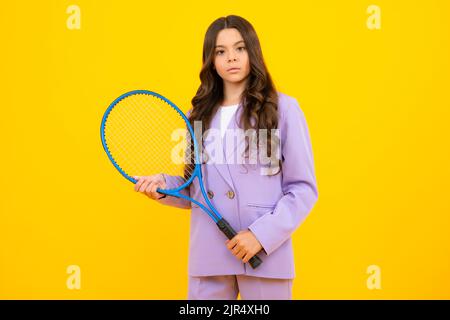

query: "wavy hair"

left=185, top=15, right=281, bottom=178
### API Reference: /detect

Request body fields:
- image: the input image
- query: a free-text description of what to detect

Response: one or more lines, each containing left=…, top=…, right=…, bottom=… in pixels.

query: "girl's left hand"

left=226, top=230, right=263, bottom=263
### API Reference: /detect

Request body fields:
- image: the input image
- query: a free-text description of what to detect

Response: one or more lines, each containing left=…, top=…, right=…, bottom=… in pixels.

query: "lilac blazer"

left=157, top=92, right=318, bottom=279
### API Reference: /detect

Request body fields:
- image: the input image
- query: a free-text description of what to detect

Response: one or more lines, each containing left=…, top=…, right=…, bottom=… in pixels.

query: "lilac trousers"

left=188, top=275, right=293, bottom=300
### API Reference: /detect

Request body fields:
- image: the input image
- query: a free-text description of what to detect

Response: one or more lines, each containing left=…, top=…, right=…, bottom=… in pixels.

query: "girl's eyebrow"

left=215, top=40, right=245, bottom=48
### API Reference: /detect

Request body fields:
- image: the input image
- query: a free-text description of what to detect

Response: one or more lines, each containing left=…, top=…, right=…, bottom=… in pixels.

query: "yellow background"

left=1, top=0, right=449, bottom=299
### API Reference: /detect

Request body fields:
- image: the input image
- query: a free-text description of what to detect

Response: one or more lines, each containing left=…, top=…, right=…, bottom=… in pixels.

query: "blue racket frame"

left=100, top=89, right=263, bottom=269
left=100, top=89, right=221, bottom=222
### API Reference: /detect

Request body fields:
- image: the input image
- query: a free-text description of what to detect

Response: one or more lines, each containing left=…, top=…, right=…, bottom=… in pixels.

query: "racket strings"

left=113, top=96, right=169, bottom=174
left=106, top=94, right=189, bottom=179
left=104, top=93, right=196, bottom=189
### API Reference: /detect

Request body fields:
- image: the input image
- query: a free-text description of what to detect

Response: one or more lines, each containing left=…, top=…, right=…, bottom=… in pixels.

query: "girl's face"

left=213, top=28, right=250, bottom=85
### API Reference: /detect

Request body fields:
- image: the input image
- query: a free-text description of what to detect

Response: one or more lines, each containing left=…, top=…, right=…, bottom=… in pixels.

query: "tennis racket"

left=100, top=90, right=262, bottom=269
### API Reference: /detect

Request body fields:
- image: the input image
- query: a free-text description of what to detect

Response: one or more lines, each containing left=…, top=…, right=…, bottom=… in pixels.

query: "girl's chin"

left=224, top=76, right=246, bottom=84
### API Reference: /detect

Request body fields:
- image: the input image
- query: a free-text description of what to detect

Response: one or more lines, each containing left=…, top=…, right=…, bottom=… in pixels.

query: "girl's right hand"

left=133, top=174, right=167, bottom=200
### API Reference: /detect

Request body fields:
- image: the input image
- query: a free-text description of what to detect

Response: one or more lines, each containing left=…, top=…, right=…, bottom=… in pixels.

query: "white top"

left=219, top=104, right=239, bottom=138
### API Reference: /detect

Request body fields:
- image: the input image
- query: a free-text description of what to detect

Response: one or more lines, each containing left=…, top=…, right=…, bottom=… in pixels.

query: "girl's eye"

left=216, top=47, right=245, bottom=55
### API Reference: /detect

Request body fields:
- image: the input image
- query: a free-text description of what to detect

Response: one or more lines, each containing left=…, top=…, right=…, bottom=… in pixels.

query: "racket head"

left=100, top=92, right=266, bottom=271
left=100, top=90, right=201, bottom=191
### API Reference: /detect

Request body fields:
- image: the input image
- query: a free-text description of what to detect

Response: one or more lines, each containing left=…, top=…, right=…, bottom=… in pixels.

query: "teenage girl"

left=133, top=15, right=318, bottom=300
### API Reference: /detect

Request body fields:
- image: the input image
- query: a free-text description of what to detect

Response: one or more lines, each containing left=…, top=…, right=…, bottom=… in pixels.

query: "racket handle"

left=217, top=218, right=263, bottom=269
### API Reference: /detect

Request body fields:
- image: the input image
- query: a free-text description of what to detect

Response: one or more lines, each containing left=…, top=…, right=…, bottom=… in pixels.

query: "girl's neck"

left=222, top=78, right=248, bottom=106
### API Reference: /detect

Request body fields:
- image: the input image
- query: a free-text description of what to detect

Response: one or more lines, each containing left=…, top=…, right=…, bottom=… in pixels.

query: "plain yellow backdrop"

left=1, top=0, right=449, bottom=299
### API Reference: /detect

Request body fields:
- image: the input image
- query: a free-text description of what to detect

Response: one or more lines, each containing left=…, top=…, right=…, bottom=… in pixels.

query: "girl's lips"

left=227, top=68, right=240, bottom=73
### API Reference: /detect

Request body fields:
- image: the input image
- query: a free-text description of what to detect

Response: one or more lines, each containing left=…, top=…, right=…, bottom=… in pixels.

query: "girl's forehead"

left=216, top=28, right=244, bottom=45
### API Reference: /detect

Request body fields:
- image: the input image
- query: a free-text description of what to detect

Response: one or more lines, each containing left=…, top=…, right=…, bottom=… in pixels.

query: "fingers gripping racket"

left=100, top=90, right=262, bottom=269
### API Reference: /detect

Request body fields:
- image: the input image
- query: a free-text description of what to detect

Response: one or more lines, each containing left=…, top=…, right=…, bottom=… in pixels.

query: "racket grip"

left=217, top=218, right=263, bottom=269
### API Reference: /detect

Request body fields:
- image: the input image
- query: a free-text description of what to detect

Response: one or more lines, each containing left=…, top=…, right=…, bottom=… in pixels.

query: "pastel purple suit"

left=158, top=92, right=318, bottom=279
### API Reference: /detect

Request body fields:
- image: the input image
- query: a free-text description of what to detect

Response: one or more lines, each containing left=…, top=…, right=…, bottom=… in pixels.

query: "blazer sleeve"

left=248, top=97, right=319, bottom=256
left=155, top=108, right=193, bottom=210
left=155, top=174, right=191, bottom=209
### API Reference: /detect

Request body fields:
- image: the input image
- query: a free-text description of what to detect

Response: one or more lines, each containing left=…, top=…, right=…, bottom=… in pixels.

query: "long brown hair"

left=185, top=15, right=281, bottom=178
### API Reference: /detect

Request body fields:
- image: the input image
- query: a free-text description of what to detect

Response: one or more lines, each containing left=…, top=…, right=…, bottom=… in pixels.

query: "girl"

left=133, top=15, right=318, bottom=300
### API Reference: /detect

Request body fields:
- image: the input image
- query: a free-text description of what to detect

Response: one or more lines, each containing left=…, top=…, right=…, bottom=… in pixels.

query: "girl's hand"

left=226, top=230, right=263, bottom=263
left=133, top=174, right=167, bottom=200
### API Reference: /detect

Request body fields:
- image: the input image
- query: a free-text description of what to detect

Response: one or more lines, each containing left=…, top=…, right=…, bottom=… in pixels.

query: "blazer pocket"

left=247, top=202, right=276, bottom=210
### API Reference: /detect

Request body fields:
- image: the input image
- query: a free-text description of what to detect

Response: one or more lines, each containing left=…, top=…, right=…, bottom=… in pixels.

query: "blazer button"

left=226, top=190, right=235, bottom=199
left=207, top=190, right=214, bottom=199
